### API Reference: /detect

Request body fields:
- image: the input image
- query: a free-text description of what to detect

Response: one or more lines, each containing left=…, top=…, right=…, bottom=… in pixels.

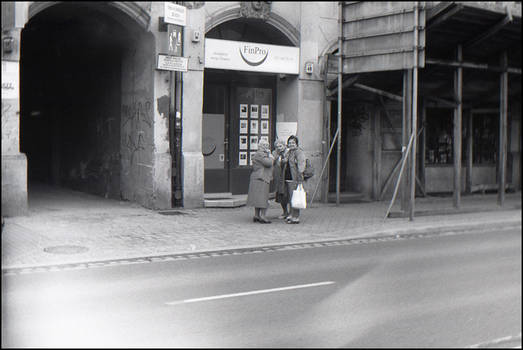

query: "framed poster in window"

left=239, top=119, right=248, bottom=134
left=261, top=105, right=269, bottom=119
left=239, top=152, right=248, bottom=166
left=250, top=135, right=258, bottom=150
left=260, top=135, right=269, bottom=145
left=250, top=120, right=259, bottom=134
left=250, top=151, right=256, bottom=166
left=260, top=120, right=269, bottom=134
left=239, top=135, right=248, bottom=150
left=240, top=104, right=248, bottom=118
left=250, top=104, right=259, bottom=118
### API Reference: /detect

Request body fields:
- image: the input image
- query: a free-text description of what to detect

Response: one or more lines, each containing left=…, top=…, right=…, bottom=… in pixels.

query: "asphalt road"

left=2, top=227, right=521, bottom=348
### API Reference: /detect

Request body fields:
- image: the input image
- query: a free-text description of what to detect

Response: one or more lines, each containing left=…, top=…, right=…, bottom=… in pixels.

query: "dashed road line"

left=165, top=281, right=336, bottom=306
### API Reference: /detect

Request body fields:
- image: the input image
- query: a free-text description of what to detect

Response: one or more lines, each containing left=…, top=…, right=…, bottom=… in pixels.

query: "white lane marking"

left=468, top=333, right=522, bottom=348
left=166, top=281, right=336, bottom=306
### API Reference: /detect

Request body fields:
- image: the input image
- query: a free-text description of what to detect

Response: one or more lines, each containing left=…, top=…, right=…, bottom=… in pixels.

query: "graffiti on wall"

left=124, top=131, right=146, bottom=165
left=122, top=100, right=153, bottom=129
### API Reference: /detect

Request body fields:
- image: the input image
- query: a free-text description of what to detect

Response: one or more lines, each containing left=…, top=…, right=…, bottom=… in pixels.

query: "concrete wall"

left=120, top=31, right=156, bottom=208
left=296, top=2, right=337, bottom=199
left=345, top=104, right=374, bottom=197
left=425, top=166, right=497, bottom=193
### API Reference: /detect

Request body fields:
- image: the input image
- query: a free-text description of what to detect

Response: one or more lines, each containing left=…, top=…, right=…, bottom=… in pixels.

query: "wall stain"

left=157, top=95, right=169, bottom=119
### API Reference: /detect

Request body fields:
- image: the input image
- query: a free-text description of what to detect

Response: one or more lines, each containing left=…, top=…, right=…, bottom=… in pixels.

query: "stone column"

left=150, top=2, right=173, bottom=210
left=1, top=2, right=29, bottom=216
left=297, top=2, right=325, bottom=202
left=181, top=4, right=205, bottom=208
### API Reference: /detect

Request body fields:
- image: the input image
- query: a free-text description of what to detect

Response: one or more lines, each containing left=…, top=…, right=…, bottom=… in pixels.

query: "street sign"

left=164, top=2, right=186, bottom=26
left=157, top=54, right=188, bottom=72
left=167, top=24, right=182, bottom=56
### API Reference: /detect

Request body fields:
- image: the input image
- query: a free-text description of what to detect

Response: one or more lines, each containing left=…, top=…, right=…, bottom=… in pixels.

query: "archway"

left=20, top=2, right=153, bottom=203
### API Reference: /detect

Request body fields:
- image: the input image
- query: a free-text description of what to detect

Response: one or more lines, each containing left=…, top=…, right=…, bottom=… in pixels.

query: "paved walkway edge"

left=3, top=219, right=520, bottom=273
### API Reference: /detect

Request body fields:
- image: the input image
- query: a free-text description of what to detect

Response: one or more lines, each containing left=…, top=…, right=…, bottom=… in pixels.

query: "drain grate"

left=44, top=245, right=89, bottom=255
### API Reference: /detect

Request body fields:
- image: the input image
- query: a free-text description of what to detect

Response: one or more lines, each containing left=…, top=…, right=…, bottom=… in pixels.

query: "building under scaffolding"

left=324, top=1, right=521, bottom=219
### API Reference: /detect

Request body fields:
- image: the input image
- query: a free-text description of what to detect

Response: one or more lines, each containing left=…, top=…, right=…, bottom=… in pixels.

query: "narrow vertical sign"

left=167, top=24, right=182, bottom=56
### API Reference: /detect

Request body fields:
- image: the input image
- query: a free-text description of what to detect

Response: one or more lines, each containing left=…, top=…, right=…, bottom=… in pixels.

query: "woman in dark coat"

left=272, top=138, right=289, bottom=219
left=247, top=139, right=274, bottom=223
left=284, top=135, right=306, bottom=224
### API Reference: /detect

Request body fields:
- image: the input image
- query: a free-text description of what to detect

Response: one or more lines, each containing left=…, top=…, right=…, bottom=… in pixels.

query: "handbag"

left=303, top=158, right=314, bottom=179
left=291, top=183, right=307, bottom=209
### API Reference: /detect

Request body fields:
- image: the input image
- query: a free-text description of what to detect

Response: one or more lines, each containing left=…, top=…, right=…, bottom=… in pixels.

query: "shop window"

left=425, top=111, right=498, bottom=165
left=472, top=114, right=498, bottom=164
left=425, top=113, right=453, bottom=164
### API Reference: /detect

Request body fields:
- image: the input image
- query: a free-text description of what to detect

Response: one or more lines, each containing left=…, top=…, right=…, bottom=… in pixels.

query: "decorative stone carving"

left=182, top=2, right=205, bottom=10
left=240, top=1, right=271, bottom=20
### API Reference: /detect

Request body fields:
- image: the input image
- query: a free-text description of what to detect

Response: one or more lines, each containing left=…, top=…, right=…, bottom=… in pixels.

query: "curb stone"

left=3, top=219, right=520, bottom=275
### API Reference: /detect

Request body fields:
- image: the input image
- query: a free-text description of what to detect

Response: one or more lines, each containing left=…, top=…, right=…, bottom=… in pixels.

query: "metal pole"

left=453, top=44, right=463, bottom=209
left=337, top=1, right=343, bottom=206
left=384, top=132, right=415, bottom=221
left=310, top=128, right=340, bottom=205
left=174, top=19, right=184, bottom=206
left=498, top=51, right=508, bottom=206
left=409, top=1, right=420, bottom=221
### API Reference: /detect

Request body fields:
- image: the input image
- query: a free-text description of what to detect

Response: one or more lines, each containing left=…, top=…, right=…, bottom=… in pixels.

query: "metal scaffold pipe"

left=410, top=1, right=420, bottom=221
left=337, top=1, right=343, bottom=206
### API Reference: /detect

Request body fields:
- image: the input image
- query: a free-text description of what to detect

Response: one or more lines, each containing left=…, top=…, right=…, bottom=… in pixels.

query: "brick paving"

left=1, top=185, right=521, bottom=270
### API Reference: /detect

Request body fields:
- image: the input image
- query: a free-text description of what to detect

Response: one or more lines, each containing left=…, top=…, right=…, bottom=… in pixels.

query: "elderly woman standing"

left=247, top=139, right=274, bottom=223
left=272, top=138, right=289, bottom=219
left=284, top=135, right=306, bottom=224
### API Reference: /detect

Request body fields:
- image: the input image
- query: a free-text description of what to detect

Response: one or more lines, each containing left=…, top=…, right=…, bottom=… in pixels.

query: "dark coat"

left=286, top=147, right=306, bottom=183
left=272, top=149, right=287, bottom=195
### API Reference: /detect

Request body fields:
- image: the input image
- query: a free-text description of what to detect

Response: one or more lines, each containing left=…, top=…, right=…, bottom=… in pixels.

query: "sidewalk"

left=1, top=185, right=521, bottom=271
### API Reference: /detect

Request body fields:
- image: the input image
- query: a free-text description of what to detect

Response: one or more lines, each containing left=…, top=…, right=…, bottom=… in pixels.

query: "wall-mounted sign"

left=157, top=54, right=188, bottom=72
left=276, top=122, right=297, bottom=144
left=164, top=2, right=186, bottom=26
left=205, top=38, right=299, bottom=74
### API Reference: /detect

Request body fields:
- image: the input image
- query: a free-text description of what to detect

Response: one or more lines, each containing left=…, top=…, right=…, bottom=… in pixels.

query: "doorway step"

left=204, top=193, right=247, bottom=208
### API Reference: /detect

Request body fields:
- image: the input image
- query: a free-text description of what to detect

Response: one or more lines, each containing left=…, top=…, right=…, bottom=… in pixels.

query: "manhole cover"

left=44, top=245, right=89, bottom=255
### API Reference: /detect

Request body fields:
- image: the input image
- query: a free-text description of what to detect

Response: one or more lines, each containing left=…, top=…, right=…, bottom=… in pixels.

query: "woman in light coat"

left=247, top=139, right=274, bottom=223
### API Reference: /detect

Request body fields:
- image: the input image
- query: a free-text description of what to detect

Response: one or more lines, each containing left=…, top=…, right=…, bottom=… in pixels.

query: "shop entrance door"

left=229, top=86, right=274, bottom=194
left=203, top=82, right=229, bottom=193
left=203, top=73, right=275, bottom=194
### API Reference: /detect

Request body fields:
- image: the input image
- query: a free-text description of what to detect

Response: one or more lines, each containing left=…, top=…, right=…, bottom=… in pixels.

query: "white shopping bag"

left=291, top=184, right=307, bottom=209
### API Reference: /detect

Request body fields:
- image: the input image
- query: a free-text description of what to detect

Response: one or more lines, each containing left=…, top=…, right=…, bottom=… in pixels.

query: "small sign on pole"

left=157, top=54, right=188, bottom=72
left=164, top=2, right=186, bottom=26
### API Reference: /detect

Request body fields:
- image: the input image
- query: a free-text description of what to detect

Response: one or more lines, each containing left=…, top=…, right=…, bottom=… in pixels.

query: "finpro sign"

left=205, top=38, right=299, bottom=74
